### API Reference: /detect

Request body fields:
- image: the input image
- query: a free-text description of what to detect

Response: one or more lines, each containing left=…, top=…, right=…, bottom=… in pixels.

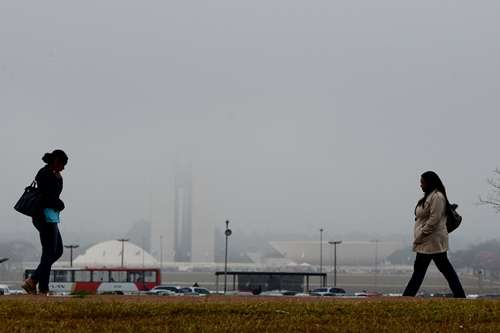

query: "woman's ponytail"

left=42, top=152, right=53, bottom=164
left=42, top=150, right=68, bottom=165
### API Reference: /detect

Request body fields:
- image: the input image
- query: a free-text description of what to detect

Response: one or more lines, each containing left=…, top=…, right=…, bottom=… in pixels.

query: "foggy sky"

left=1, top=1, right=499, bottom=247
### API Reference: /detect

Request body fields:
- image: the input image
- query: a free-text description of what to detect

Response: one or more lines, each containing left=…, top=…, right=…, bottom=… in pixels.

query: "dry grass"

left=1, top=295, right=499, bottom=332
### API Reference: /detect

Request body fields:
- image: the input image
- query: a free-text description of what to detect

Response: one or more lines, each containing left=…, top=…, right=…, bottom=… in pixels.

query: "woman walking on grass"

left=403, top=171, right=465, bottom=298
left=22, top=150, right=68, bottom=295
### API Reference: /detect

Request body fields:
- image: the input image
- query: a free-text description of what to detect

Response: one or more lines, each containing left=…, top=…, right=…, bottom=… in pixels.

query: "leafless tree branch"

left=480, top=168, right=500, bottom=213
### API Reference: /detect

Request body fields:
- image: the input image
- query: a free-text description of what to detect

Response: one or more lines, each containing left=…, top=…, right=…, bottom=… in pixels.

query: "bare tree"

left=480, top=168, right=500, bottom=212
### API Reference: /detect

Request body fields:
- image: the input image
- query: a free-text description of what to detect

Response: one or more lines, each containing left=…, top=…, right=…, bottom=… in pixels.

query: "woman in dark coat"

left=22, top=150, right=68, bottom=295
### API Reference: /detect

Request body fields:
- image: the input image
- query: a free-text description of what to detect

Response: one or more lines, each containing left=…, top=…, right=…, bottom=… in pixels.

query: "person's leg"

left=51, top=226, right=64, bottom=265
left=432, top=252, right=466, bottom=298
left=28, top=215, right=45, bottom=285
left=22, top=217, right=44, bottom=294
left=39, top=225, right=64, bottom=293
left=32, top=222, right=60, bottom=293
left=403, top=253, right=432, bottom=296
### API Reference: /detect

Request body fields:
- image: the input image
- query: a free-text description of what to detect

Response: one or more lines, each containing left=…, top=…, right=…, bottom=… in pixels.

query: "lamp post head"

left=328, top=241, right=342, bottom=245
left=225, top=220, right=232, bottom=236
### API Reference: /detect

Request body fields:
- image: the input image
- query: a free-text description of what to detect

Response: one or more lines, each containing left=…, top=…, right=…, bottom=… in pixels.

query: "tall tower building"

left=151, top=160, right=215, bottom=264
left=173, top=164, right=193, bottom=262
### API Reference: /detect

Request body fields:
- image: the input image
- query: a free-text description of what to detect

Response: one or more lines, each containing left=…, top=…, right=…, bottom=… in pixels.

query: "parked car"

left=7, top=289, right=26, bottom=295
left=146, top=289, right=176, bottom=296
left=477, top=294, right=500, bottom=299
left=259, top=290, right=286, bottom=297
left=148, top=285, right=181, bottom=295
left=179, top=287, right=211, bottom=296
left=0, top=284, right=11, bottom=296
left=145, top=284, right=180, bottom=296
left=310, top=287, right=346, bottom=296
left=259, top=290, right=298, bottom=297
left=430, top=292, right=453, bottom=298
left=354, top=291, right=382, bottom=297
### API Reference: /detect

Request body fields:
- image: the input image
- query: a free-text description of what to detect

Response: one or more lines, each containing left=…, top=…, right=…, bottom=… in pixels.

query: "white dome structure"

left=73, top=240, right=159, bottom=268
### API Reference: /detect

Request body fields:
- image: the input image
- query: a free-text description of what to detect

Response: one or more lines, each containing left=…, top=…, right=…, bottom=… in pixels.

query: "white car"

left=0, top=284, right=11, bottom=295
left=179, top=287, right=211, bottom=296
left=147, top=285, right=181, bottom=296
left=310, top=287, right=346, bottom=296
left=8, top=289, right=26, bottom=295
left=146, top=289, right=177, bottom=296
left=259, top=290, right=291, bottom=297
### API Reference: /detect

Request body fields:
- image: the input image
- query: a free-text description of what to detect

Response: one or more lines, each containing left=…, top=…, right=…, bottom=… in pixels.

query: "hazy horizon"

left=2, top=1, right=500, bottom=253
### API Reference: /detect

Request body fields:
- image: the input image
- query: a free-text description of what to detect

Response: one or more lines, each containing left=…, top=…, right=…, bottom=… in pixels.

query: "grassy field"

left=1, top=295, right=500, bottom=332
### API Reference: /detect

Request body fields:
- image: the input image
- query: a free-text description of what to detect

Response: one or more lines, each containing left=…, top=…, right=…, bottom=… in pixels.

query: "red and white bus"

left=24, top=267, right=161, bottom=294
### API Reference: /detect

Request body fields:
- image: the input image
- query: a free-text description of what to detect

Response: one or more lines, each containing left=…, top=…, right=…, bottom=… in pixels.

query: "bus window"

left=54, top=270, right=71, bottom=282
left=127, top=271, right=144, bottom=283
left=92, top=271, right=109, bottom=282
left=109, top=271, right=127, bottom=282
left=144, top=271, right=157, bottom=283
left=74, top=270, right=91, bottom=282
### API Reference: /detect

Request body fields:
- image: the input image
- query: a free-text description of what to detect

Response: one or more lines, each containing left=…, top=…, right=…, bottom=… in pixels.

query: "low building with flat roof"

left=215, top=271, right=326, bottom=293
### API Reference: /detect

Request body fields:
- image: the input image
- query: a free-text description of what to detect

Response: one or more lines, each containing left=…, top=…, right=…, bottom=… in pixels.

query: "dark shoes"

left=22, top=278, right=52, bottom=295
left=38, top=289, right=49, bottom=296
left=22, top=278, right=37, bottom=295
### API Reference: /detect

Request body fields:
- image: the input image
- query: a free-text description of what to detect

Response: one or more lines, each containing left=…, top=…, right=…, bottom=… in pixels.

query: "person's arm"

left=420, top=192, right=445, bottom=235
left=36, top=169, right=65, bottom=211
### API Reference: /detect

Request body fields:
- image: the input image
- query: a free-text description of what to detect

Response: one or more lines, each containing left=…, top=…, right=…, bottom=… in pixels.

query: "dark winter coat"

left=35, top=166, right=65, bottom=212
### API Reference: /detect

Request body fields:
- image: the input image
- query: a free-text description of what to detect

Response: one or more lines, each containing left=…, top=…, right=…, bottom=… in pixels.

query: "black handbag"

left=446, top=203, right=462, bottom=233
left=14, top=181, right=43, bottom=217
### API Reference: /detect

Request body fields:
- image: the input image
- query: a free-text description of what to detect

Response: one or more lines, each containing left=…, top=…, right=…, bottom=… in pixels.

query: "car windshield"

left=194, top=288, right=209, bottom=294
left=330, top=288, right=345, bottom=293
left=156, top=286, right=177, bottom=291
left=313, top=288, right=328, bottom=293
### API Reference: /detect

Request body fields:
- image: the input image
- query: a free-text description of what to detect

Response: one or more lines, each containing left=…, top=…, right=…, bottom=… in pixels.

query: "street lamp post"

left=328, top=241, right=342, bottom=288
left=478, top=269, right=483, bottom=294
left=373, top=239, right=379, bottom=290
left=160, top=235, right=163, bottom=271
left=320, top=228, right=324, bottom=270
left=224, top=220, right=232, bottom=295
left=117, top=238, right=130, bottom=268
left=64, top=245, right=79, bottom=267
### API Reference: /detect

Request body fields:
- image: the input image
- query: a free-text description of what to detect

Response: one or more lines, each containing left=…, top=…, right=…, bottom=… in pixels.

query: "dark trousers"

left=30, top=214, right=63, bottom=292
left=403, top=252, right=466, bottom=298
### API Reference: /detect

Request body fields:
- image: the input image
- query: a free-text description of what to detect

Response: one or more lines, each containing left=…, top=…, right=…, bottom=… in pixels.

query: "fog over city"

left=1, top=0, right=500, bottom=253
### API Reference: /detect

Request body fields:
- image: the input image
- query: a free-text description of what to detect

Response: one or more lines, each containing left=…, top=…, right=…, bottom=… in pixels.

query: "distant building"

left=126, top=220, right=152, bottom=253
left=173, top=165, right=193, bottom=262
left=73, top=240, right=158, bottom=268
left=270, top=240, right=404, bottom=266
left=151, top=161, right=215, bottom=263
